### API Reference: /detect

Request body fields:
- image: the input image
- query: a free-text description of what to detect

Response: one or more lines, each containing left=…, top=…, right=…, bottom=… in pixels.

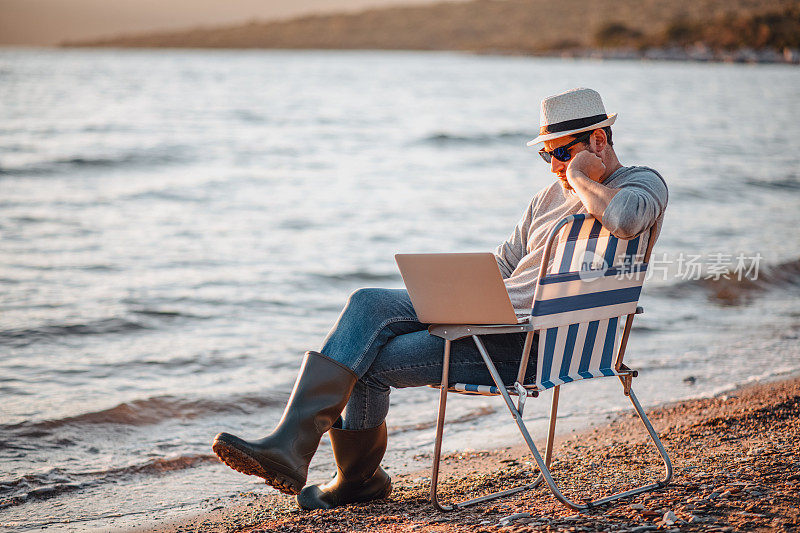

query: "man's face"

left=542, top=134, right=590, bottom=189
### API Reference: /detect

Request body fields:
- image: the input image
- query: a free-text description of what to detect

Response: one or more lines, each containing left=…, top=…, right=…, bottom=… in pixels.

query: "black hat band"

left=540, top=114, right=608, bottom=136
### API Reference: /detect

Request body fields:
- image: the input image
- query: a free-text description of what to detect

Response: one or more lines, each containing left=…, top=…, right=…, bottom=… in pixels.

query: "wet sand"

left=141, top=376, right=800, bottom=532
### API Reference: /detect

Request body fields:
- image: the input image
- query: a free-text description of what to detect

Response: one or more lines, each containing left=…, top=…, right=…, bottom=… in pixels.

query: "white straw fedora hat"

left=527, top=88, right=617, bottom=146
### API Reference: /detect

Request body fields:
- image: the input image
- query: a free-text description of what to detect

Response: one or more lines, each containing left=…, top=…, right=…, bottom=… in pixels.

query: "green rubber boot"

left=212, top=351, right=357, bottom=495
left=296, top=419, right=391, bottom=509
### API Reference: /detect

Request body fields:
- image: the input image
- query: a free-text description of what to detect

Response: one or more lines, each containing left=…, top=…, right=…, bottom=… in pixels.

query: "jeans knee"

left=345, top=288, right=391, bottom=316
left=347, top=287, right=386, bottom=305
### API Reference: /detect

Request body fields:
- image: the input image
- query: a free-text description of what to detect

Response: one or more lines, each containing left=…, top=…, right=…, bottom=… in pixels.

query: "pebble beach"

left=137, top=375, right=800, bottom=533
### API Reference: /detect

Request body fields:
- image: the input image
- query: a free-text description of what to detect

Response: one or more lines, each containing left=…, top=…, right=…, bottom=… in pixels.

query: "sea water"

left=1, top=49, right=799, bottom=531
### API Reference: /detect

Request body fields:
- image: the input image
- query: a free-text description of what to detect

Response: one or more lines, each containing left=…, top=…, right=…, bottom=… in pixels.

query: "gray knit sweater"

left=495, top=165, right=668, bottom=311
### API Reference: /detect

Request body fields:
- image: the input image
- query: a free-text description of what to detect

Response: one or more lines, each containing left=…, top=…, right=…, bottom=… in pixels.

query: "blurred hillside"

left=0, top=0, right=452, bottom=46
left=67, top=0, right=800, bottom=60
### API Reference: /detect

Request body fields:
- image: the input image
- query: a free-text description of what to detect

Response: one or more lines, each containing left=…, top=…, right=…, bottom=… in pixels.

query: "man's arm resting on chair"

left=567, top=152, right=668, bottom=240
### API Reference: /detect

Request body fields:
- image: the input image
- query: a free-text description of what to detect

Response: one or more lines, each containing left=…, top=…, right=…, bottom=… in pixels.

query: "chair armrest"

left=428, top=323, right=535, bottom=341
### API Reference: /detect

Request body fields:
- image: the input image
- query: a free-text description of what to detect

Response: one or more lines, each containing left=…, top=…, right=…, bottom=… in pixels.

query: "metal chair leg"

left=545, top=386, right=559, bottom=468
left=430, top=338, right=542, bottom=510
left=549, top=383, right=673, bottom=508
left=430, top=403, right=543, bottom=509
left=430, top=340, right=455, bottom=511
left=470, top=336, right=584, bottom=509
left=504, top=378, right=672, bottom=510
left=525, top=385, right=562, bottom=490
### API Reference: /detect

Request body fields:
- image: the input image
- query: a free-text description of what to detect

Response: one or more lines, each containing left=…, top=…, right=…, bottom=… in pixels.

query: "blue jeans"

left=320, top=288, right=536, bottom=430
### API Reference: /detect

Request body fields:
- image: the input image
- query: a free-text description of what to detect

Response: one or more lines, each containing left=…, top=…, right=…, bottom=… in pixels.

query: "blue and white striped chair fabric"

left=451, top=383, right=538, bottom=397
left=531, top=214, right=647, bottom=391
left=448, top=214, right=648, bottom=394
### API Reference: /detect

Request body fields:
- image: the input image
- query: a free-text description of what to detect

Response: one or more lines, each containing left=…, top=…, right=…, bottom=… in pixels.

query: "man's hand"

left=562, top=149, right=618, bottom=222
left=567, top=150, right=606, bottom=183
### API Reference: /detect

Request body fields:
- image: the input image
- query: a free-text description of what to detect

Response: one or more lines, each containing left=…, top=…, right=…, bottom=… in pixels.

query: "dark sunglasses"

left=538, top=132, right=591, bottom=163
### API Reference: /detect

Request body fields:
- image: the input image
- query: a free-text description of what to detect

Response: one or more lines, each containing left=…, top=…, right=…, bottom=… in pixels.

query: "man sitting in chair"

left=212, top=87, right=668, bottom=510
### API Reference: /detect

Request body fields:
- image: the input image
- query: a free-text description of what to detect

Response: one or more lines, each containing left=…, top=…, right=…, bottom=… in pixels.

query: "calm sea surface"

left=1, top=49, right=799, bottom=531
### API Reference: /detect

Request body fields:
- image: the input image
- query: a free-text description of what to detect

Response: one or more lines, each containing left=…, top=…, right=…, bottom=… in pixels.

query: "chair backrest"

left=529, top=214, right=655, bottom=391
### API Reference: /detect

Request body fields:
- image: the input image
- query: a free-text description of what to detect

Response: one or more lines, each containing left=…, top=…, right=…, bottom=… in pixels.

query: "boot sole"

left=212, top=437, right=302, bottom=495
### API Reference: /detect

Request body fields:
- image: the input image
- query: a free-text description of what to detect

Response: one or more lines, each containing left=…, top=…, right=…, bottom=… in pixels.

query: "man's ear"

left=590, top=129, right=607, bottom=153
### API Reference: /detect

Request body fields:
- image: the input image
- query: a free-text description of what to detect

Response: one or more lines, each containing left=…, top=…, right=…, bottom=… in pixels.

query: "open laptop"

left=394, top=253, right=522, bottom=325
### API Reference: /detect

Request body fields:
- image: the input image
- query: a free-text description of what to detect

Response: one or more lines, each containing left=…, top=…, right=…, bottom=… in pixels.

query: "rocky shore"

left=142, top=376, right=800, bottom=533
left=544, top=46, right=800, bottom=65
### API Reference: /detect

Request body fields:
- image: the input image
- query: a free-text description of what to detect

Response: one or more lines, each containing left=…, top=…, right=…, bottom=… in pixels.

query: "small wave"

left=122, top=188, right=210, bottom=203
left=7, top=262, right=117, bottom=272
left=0, top=149, right=187, bottom=177
left=1, top=393, right=286, bottom=433
left=90, top=352, right=250, bottom=374
left=129, top=308, right=203, bottom=319
left=630, top=324, right=660, bottom=333
left=0, top=455, right=217, bottom=509
left=124, top=294, right=292, bottom=310
left=0, top=317, right=149, bottom=347
left=88, top=454, right=218, bottom=478
left=0, top=308, right=206, bottom=347
left=418, top=131, right=530, bottom=146
left=0, top=468, right=91, bottom=508
left=279, top=217, right=318, bottom=230
left=744, top=173, right=800, bottom=191
left=310, top=270, right=400, bottom=283
left=230, top=109, right=267, bottom=123
left=8, top=214, right=64, bottom=224
left=654, top=257, right=800, bottom=305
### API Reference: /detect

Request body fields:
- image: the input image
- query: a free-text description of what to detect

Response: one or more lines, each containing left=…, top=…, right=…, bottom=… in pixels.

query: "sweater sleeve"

left=602, top=168, right=668, bottom=240
left=494, top=198, right=536, bottom=279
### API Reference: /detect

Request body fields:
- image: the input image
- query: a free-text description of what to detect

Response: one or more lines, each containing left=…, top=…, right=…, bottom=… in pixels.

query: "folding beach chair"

left=427, top=214, right=672, bottom=511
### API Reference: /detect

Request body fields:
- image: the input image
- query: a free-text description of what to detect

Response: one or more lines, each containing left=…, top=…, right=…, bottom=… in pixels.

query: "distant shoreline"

left=59, top=0, right=800, bottom=66
left=7, top=44, right=794, bottom=66
left=525, top=46, right=800, bottom=65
